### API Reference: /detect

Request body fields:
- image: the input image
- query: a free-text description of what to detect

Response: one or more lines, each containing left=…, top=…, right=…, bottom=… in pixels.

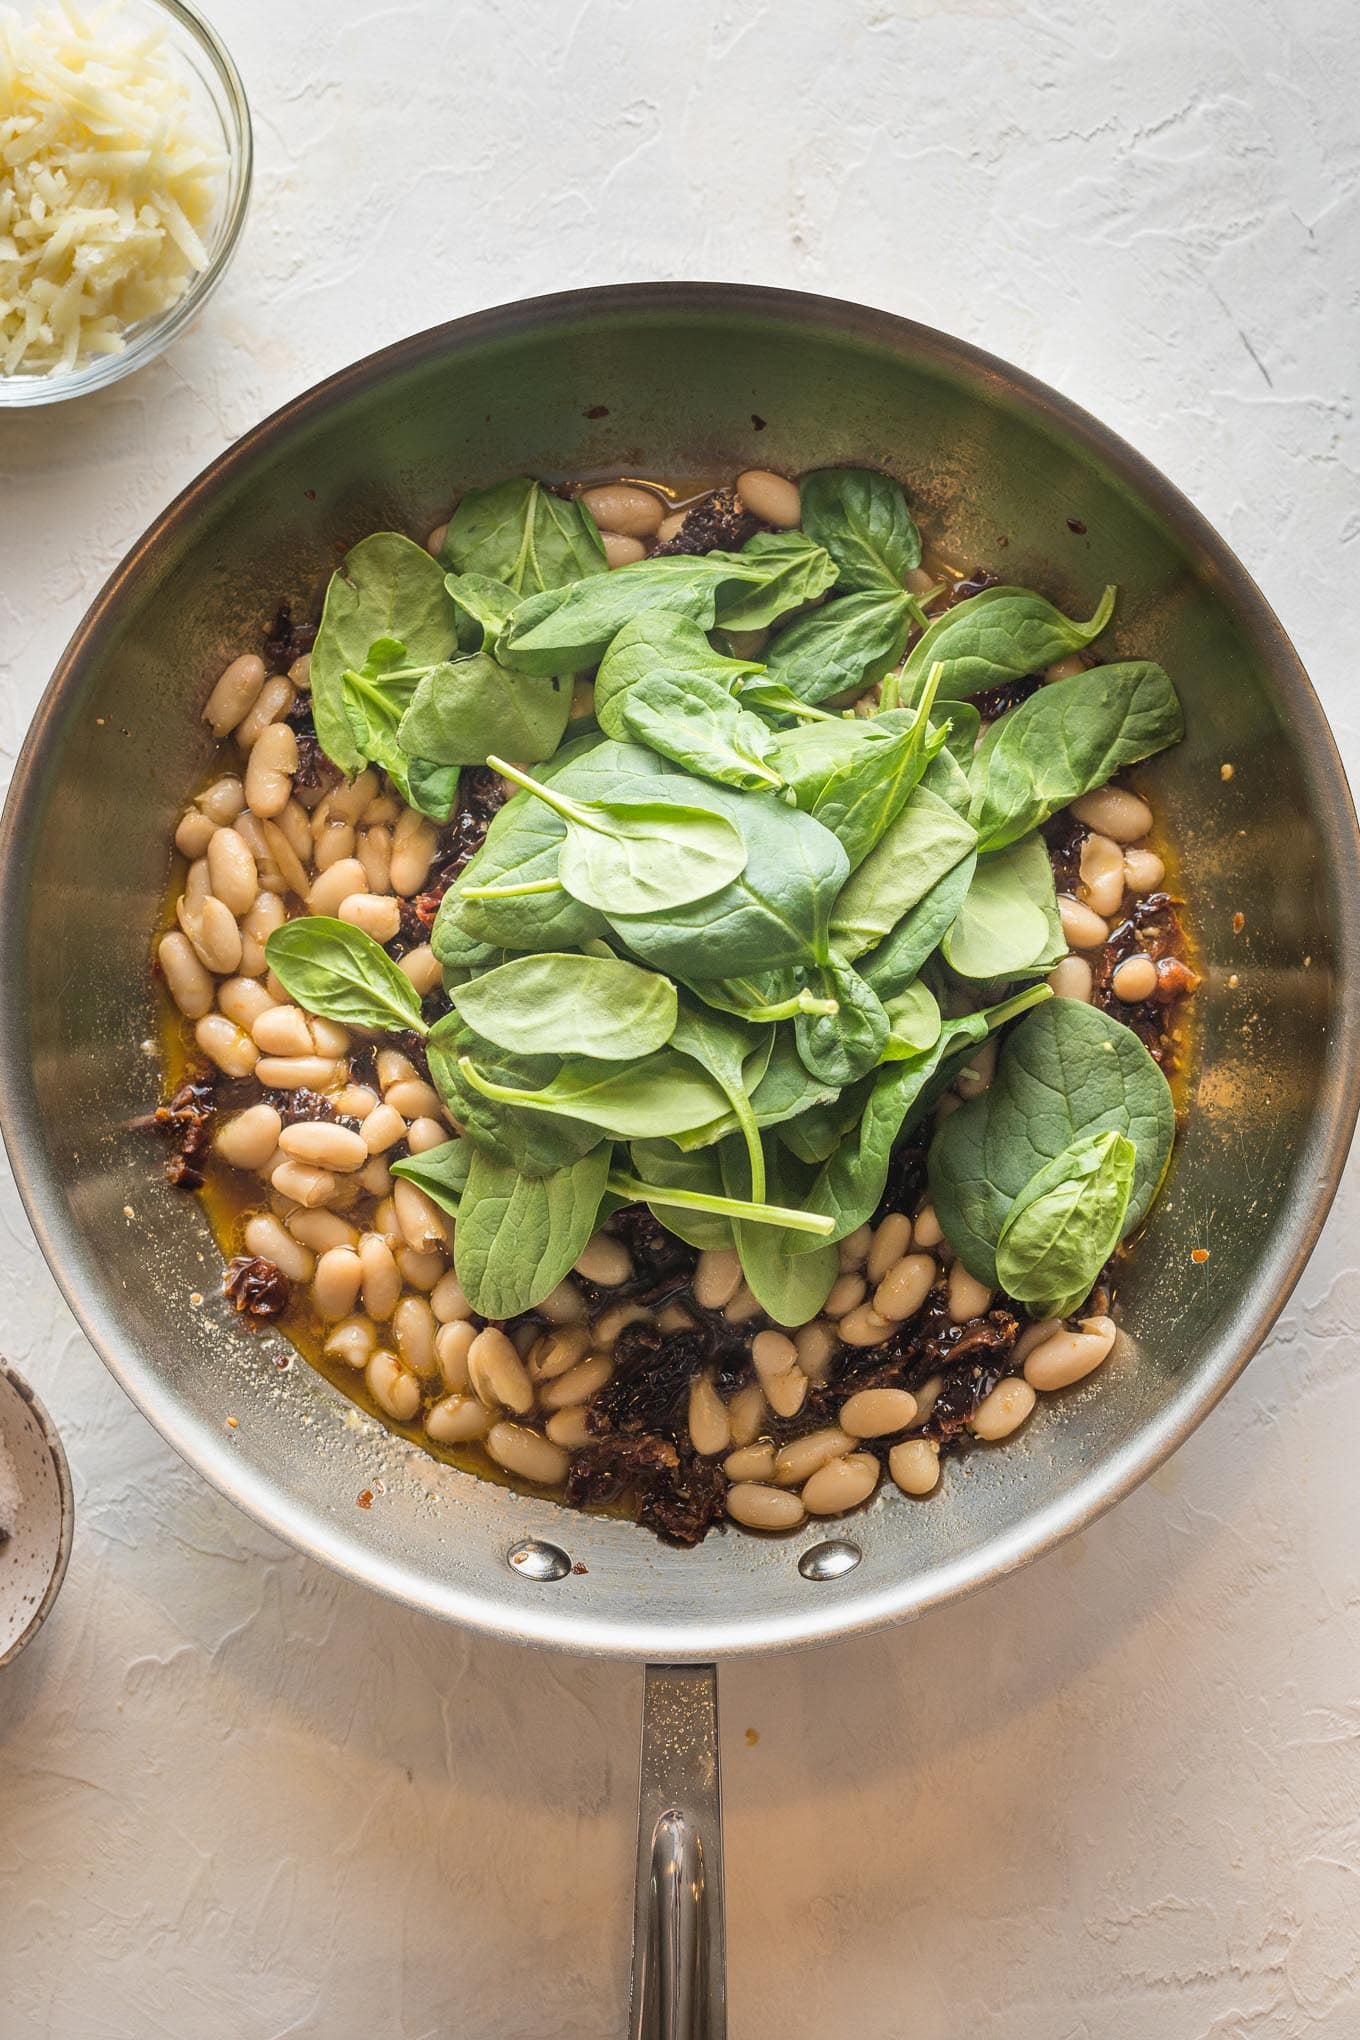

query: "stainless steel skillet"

left=2, top=285, right=1356, bottom=2037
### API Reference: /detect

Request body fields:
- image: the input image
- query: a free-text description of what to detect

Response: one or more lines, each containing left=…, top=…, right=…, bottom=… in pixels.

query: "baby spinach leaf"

left=799, top=466, right=922, bottom=593
left=390, top=1138, right=471, bottom=1220
left=900, top=583, right=1116, bottom=704
left=265, top=917, right=427, bottom=1034
left=678, top=969, right=838, bottom=1026
left=942, top=833, right=1064, bottom=981
left=427, top=1012, right=605, bottom=1176
left=761, top=590, right=915, bottom=707
left=397, top=655, right=572, bottom=767
left=604, top=784, right=849, bottom=980
left=670, top=1031, right=844, bottom=1154
left=770, top=707, right=918, bottom=809
left=776, top=1078, right=869, bottom=1166
left=721, top=1138, right=839, bottom=1327
left=669, top=1003, right=774, bottom=1199
left=496, top=533, right=835, bottom=676
left=337, top=639, right=459, bottom=821
left=595, top=612, right=778, bottom=791
left=921, top=739, right=975, bottom=815
left=456, top=1045, right=733, bottom=1141
left=927, top=999, right=1175, bottom=1288
left=995, top=1129, right=1136, bottom=1320
left=451, top=952, right=677, bottom=1060
left=881, top=979, right=942, bottom=1059
left=830, top=786, right=978, bottom=961
left=627, top=1139, right=735, bottom=1250
left=312, top=533, right=458, bottom=774
left=483, top=756, right=749, bottom=914
left=799, top=986, right=1052, bottom=1246
left=453, top=1144, right=613, bottom=1319
left=967, top=661, right=1184, bottom=850
left=733, top=675, right=839, bottom=724
left=808, top=670, right=945, bottom=869
left=793, top=954, right=890, bottom=1087
left=444, top=572, right=519, bottom=652
left=861, top=851, right=977, bottom=1001
left=443, top=476, right=606, bottom=595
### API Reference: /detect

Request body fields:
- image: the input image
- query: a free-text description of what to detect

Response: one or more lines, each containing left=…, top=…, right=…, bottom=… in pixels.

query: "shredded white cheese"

left=0, top=2, right=227, bottom=376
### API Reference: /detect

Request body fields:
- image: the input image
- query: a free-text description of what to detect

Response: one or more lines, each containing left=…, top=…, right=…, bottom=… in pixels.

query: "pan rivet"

left=507, top=1538, right=572, bottom=1581
left=798, top=1539, right=862, bottom=1581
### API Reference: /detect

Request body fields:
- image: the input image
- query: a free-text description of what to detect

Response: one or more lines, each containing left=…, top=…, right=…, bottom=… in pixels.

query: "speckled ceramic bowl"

left=0, top=1361, right=74, bottom=1666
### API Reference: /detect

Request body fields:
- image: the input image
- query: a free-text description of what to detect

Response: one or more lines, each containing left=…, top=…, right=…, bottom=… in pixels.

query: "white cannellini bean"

left=239, top=890, right=285, bottom=976
left=541, top=1355, right=613, bottom=1412
left=1072, top=786, right=1153, bottom=843
left=385, top=1078, right=446, bottom=1122
left=486, top=1422, right=569, bottom=1486
left=579, top=483, right=664, bottom=538
left=1079, top=832, right=1126, bottom=918
left=723, top=1441, right=776, bottom=1482
left=393, top=1295, right=438, bottom=1377
left=693, top=1248, right=743, bottom=1310
left=947, top=1261, right=993, bottom=1322
left=1112, top=954, right=1158, bottom=1002
left=254, top=1055, right=344, bottom=1091
left=426, top=521, right=449, bottom=555
left=527, top=1325, right=591, bottom=1381
left=574, top=1232, right=633, bottom=1286
left=434, top=1320, right=477, bottom=1392
left=1023, top=1315, right=1117, bottom=1391
left=1123, top=847, right=1165, bottom=894
left=392, top=1178, right=451, bottom=1253
left=736, top=469, right=802, bottom=527
left=537, top=1279, right=586, bottom=1326
left=467, top=1327, right=534, bottom=1415
left=314, top=818, right=356, bottom=872
left=252, top=1004, right=313, bottom=1056
left=175, top=808, right=217, bottom=857
left=837, top=1223, right=873, bottom=1272
left=390, top=810, right=438, bottom=896
left=774, top=1426, right=853, bottom=1487
left=358, top=1234, right=402, bottom=1321
left=837, top=1304, right=896, bottom=1347
left=969, top=1376, right=1037, bottom=1441
left=376, top=1047, right=417, bottom=1089
left=158, top=931, right=214, bottom=1018
left=234, top=675, right=294, bottom=750
left=244, top=720, right=298, bottom=819
left=203, top=653, right=266, bottom=738
left=204, top=832, right=260, bottom=922
left=867, top=1213, right=913, bottom=1285
left=396, top=1245, right=446, bottom=1290
left=325, top=1318, right=376, bottom=1369
left=889, top=1438, right=941, bottom=1496
left=687, top=1374, right=731, bottom=1456
left=339, top=892, right=402, bottom=943
left=333, top=1085, right=377, bottom=1122
left=328, top=770, right=379, bottom=824
left=312, top=1246, right=363, bottom=1319
left=726, top=1382, right=767, bottom=1447
left=217, top=977, right=275, bottom=1030
left=198, top=774, right=246, bottom=824
left=288, top=1209, right=359, bottom=1251
left=1012, top=1317, right=1063, bottom=1363
left=215, top=1103, right=282, bottom=1170
left=357, top=826, right=392, bottom=895
left=398, top=945, right=442, bottom=996
left=274, top=797, right=312, bottom=864
left=406, top=1118, right=447, bottom=1155
left=823, top=1272, right=866, bottom=1319
left=259, top=820, right=310, bottom=901
left=361, top=1103, right=407, bottom=1154
left=289, top=653, right=312, bottom=690
left=243, top=1213, right=313, bottom=1282
left=656, top=510, right=687, bottom=544
left=601, top=531, right=647, bottom=568
left=308, top=857, right=368, bottom=917
left=425, top=1393, right=491, bottom=1444
left=873, top=1252, right=939, bottom=1323
left=912, top=1202, right=943, bottom=1248
left=723, top=1284, right=763, bottom=1326
left=278, top=1120, right=368, bottom=1172
left=794, top=1318, right=837, bottom=1383
left=1047, top=956, right=1094, bottom=1003
left=725, top=1483, right=805, bottom=1531
left=751, top=1330, right=808, bottom=1420
left=1058, top=895, right=1109, bottom=950
left=840, top=1388, right=918, bottom=1438
left=270, top=1158, right=338, bottom=1209
left=188, top=896, right=243, bottom=976
left=194, top=1014, right=258, bottom=1078
left=366, top=1349, right=421, bottom=1423
left=802, top=1453, right=879, bottom=1516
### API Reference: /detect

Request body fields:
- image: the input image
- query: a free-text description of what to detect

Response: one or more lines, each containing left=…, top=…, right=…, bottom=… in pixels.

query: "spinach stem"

left=459, top=878, right=566, bottom=900
left=487, top=754, right=603, bottom=833
left=607, top=1172, right=835, bottom=1237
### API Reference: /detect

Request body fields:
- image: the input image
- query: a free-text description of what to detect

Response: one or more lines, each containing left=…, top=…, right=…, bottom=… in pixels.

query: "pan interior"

left=2, top=286, right=1355, bottom=1657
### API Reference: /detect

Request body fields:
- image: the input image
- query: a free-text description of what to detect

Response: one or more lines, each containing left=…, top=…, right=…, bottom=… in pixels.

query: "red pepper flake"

left=571, top=1560, right=589, bottom=1575
left=225, top=1416, right=239, bottom=1430
left=356, top=1489, right=374, bottom=1510
left=1232, top=912, right=1245, bottom=933
left=1191, top=1248, right=1209, bottom=1264
left=1066, top=517, right=1087, bottom=535
left=584, top=403, right=609, bottom=419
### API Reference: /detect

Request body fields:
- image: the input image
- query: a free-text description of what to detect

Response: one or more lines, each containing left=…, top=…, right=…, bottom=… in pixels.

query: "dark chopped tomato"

left=154, top=1072, right=217, bottom=1188
left=652, top=487, right=759, bottom=556
left=224, top=1255, right=290, bottom=1321
left=264, top=602, right=317, bottom=670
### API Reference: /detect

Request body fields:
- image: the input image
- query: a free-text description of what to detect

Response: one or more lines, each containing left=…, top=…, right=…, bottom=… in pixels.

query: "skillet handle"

left=628, top=1663, right=726, bottom=2040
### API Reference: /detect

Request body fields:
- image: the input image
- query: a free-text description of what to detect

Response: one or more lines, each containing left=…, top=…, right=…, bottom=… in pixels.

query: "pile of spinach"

left=285, top=465, right=1182, bottom=1325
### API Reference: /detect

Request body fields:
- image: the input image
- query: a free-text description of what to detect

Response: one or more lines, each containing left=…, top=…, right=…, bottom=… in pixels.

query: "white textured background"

left=2, top=2, right=1359, bottom=2034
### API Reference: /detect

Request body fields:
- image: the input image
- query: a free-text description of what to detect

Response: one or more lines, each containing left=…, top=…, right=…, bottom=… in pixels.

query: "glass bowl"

left=0, top=0, right=252, bottom=407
